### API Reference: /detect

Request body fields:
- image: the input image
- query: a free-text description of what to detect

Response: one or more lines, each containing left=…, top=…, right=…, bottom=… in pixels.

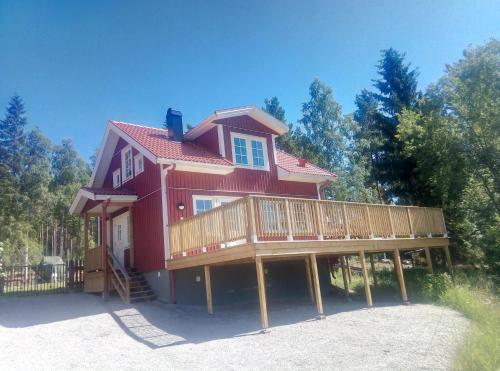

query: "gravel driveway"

left=0, top=293, right=468, bottom=370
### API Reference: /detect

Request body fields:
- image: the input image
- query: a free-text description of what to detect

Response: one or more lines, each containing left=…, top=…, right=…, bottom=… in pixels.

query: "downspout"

left=159, top=162, right=177, bottom=303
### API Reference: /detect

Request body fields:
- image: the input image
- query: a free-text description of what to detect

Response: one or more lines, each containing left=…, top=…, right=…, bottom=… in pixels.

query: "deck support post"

left=204, top=265, right=213, bottom=314
left=101, top=201, right=109, bottom=300
left=424, top=247, right=433, bottom=274
left=310, top=253, right=324, bottom=317
left=393, top=248, right=409, bottom=303
left=369, top=253, right=378, bottom=286
left=83, top=213, right=89, bottom=258
left=359, top=251, right=373, bottom=307
left=340, top=255, right=349, bottom=296
left=443, top=246, right=453, bottom=274
left=255, top=256, right=269, bottom=331
left=304, top=257, right=315, bottom=303
left=346, top=256, right=352, bottom=283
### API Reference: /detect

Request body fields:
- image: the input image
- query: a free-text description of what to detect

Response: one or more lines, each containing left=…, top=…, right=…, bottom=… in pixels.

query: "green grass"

left=330, top=265, right=499, bottom=370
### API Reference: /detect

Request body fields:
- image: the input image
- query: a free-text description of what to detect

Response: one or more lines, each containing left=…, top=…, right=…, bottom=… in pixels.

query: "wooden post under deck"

left=340, top=255, right=349, bottom=296
left=304, top=257, right=314, bottom=303
left=359, top=251, right=373, bottom=307
left=424, top=247, right=433, bottom=274
left=204, top=265, right=213, bottom=314
left=393, top=248, right=408, bottom=303
left=310, top=253, right=324, bottom=317
left=101, top=201, right=109, bottom=300
left=369, top=253, right=378, bottom=286
left=255, top=256, right=269, bottom=330
left=346, top=256, right=352, bottom=283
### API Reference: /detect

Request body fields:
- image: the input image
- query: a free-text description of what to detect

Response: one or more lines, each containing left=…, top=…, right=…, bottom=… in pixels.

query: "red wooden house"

left=70, top=106, right=450, bottom=330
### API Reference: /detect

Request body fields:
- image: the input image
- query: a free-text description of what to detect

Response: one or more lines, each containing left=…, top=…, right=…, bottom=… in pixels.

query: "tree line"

left=0, top=95, right=90, bottom=265
left=264, top=39, right=499, bottom=274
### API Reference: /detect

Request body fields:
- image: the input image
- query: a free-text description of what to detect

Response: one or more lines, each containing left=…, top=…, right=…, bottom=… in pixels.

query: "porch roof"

left=69, top=187, right=138, bottom=215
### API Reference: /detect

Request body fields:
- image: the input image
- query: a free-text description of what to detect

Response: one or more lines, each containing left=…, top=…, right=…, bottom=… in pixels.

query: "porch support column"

left=370, top=253, right=378, bottom=286
left=101, top=201, right=109, bottom=300
left=255, top=256, right=269, bottom=331
left=424, top=247, right=433, bottom=274
left=310, top=253, right=324, bottom=317
left=128, top=205, right=135, bottom=268
left=340, top=255, right=349, bottom=297
left=444, top=246, right=453, bottom=274
left=359, top=251, right=373, bottom=307
left=304, top=257, right=314, bottom=303
left=346, top=256, right=352, bottom=284
left=204, top=265, right=213, bottom=314
left=83, top=213, right=89, bottom=257
left=393, top=248, right=408, bottom=303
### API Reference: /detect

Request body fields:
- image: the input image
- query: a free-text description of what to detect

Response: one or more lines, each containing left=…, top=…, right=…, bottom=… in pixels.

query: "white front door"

left=113, top=212, right=129, bottom=267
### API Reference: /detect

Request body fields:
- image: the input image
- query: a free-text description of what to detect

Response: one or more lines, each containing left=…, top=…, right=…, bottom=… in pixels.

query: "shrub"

left=421, top=273, right=453, bottom=301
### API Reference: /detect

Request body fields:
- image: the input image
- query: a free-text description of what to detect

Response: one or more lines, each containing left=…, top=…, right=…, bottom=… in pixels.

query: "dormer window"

left=113, top=169, right=121, bottom=188
left=121, top=145, right=133, bottom=183
left=230, top=133, right=269, bottom=170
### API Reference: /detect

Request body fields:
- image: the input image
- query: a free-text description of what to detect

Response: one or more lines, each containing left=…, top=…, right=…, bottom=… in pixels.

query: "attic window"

left=134, top=153, right=144, bottom=176
left=121, top=145, right=133, bottom=183
left=113, top=169, right=121, bottom=188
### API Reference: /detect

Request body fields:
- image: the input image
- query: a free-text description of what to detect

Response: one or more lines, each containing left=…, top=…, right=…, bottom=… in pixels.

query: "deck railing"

left=168, top=196, right=447, bottom=259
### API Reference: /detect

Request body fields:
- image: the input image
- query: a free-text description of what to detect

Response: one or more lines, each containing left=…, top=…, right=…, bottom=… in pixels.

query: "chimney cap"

left=298, top=158, right=307, bottom=167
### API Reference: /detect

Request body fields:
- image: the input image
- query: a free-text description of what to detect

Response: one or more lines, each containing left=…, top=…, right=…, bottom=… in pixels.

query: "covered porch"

left=71, top=187, right=140, bottom=302
left=167, top=196, right=452, bottom=330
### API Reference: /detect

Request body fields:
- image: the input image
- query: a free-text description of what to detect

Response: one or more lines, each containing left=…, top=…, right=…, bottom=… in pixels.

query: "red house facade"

left=70, top=106, right=336, bottom=303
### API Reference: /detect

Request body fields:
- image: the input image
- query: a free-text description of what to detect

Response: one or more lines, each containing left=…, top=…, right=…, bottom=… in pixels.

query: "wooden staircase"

left=107, top=246, right=156, bottom=303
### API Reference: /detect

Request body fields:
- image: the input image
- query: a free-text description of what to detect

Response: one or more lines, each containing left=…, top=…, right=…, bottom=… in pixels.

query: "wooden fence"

left=0, top=260, right=84, bottom=296
left=169, top=196, right=447, bottom=259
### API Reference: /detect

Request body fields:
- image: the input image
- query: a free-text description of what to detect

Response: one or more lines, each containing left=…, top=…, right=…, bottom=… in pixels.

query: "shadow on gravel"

left=107, top=295, right=405, bottom=349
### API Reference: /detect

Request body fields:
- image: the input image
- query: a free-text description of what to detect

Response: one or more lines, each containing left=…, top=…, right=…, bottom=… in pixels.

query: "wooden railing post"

left=314, top=201, right=324, bottom=240
left=424, top=208, right=433, bottom=238
left=341, top=202, right=351, bottom=239
left=246, top=197, right=257, bottom=243
left=441, top=209, right=448, bottom=237
left=388, top=206, right=396, bottom=238
left=365, top=205, right=374, bottom=239
left=406, top=207, right=415, bottom=238
left=284, top=199, right=293, bottom=241
left=221, top=208, right=229, bottom=248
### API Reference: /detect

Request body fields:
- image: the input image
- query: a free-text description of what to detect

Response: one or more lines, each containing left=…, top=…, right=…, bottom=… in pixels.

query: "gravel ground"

left=0, top=293, right=468, bottom=370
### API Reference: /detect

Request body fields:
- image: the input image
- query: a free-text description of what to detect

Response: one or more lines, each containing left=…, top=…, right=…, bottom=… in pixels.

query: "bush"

left=421, top=273, right=453, bottom=301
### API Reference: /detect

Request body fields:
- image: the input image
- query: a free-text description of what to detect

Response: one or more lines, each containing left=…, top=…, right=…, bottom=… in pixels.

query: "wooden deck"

left=167, top=196, right=451, bottom=330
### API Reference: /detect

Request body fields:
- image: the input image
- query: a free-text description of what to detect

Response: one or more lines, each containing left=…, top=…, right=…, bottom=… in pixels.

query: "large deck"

left=167, top=196, right=451, bottom=330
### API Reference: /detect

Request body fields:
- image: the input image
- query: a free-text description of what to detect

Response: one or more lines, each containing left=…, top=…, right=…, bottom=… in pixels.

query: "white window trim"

left=121, top=145, right=133, bottom=184
left=192, top=195, right=240, bottom=215
left=134, top=153, right=144, bottom=176
left=230, top=132, right=270, bottom=171
left=112, top=169, right=121, bottom=189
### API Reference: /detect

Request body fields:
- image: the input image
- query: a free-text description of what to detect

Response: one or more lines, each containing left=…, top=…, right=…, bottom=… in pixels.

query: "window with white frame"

left=193, top=195, right=240, bottom=215
left=113, top=169, right=121, bottom=188
left=121, top=146, right=133, bottom=182
left=230, top=133, right=269, bottom=170
left=134, top=153, right=144, bottom=176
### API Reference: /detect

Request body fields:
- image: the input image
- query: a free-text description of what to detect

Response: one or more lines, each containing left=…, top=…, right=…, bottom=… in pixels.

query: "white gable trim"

left=89, top=122, right=158, bottom=188
left=184, top=106, right=288, bottom=140
left=276, top=166, right=336, bottom=184
left=69, top=188, right=137, bottom=215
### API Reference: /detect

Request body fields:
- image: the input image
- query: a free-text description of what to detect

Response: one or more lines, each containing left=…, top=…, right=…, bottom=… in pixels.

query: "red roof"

left=276, top=150, right=336, bottom=178
left=112, top=121, right=233, bottom=166
left=111, top=121, right=334, bottom=178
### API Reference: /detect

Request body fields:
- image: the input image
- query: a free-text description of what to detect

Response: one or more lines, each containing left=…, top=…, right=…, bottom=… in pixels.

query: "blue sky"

left=1, top=0, right=499, bottom=161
